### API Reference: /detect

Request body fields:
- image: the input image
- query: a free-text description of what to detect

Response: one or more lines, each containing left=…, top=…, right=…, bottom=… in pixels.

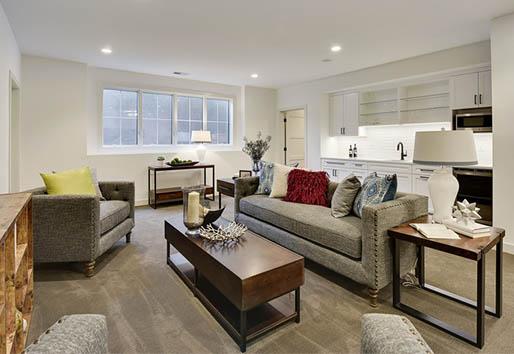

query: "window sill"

left=87, top=144, right=241, bottom=156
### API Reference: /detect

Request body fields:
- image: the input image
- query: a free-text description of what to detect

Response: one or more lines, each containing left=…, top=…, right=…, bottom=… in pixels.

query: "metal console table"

left=148, top=164, right=215, bottom=209
left=388, top=215, right=504, bottom=349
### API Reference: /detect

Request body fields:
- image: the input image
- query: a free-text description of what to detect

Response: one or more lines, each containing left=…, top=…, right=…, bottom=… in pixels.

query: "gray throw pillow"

left=331, top=175, right=361, bottom=218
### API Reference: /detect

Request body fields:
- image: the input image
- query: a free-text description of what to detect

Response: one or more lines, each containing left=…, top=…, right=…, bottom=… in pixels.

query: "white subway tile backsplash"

left=324, top=123, right=492, bottom=166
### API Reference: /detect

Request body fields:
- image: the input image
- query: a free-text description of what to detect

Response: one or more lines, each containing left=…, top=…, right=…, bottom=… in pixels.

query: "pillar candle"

left=187, top=191, right=200, bottom=224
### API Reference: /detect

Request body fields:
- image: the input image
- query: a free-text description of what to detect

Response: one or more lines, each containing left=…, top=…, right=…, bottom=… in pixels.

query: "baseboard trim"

left=503, top=241, right=514, bottom=255
left=135, top=199, right=148, bottom=207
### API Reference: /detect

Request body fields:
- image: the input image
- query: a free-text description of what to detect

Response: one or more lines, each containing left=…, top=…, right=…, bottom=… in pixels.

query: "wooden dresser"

left=0, top=193, right=33, bottom=354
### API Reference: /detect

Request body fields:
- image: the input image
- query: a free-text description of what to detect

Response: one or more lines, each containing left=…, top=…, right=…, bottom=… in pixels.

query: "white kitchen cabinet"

left=413, top=174, right=433, bottom=212
left=329, top=92, right=359, bottom=136
left=478, top=70, right=492, bottom=107
left=451, top=70, right=492, bottom=109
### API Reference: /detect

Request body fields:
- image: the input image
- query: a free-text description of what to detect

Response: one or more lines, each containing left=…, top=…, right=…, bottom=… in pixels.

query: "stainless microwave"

left=452, top=108, right=492, bottom=133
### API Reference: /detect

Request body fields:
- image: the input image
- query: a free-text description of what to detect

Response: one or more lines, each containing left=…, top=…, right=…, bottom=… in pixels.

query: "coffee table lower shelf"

left=167, top=253, right=300, bottom=352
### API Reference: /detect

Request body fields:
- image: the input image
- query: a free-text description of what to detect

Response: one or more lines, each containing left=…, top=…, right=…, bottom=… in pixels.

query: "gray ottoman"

left=361, top=314, right=433, bottom=354
left=25, top=314, right=108, bottom=354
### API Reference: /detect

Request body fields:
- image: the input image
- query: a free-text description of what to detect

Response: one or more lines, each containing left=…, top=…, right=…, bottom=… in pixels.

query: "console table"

left=388, top=215, right=504, bottom=348
left=148, top=164, right=215, bottom=209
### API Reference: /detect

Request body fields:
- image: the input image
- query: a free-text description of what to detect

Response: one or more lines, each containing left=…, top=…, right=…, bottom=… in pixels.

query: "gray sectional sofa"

left=234, top=177, right=428, bottom=306
left=361, top=314, right=433, bottom=354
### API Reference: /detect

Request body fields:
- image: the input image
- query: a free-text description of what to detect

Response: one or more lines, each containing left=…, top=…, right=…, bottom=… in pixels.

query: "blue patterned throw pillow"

left=352, top=172, right=397, bottom=218
left=256, top=161, right=274, bottom=194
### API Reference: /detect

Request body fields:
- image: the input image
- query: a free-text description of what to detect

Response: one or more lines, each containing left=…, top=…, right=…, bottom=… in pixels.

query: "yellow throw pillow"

left=41, top=167, right=96, bottom=196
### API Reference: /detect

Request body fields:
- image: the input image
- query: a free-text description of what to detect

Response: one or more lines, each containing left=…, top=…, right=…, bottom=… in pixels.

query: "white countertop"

left=321, top=156, right=492, bottom=170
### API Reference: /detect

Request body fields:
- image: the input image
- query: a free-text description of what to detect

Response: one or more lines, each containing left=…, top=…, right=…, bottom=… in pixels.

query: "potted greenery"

left=242, top=132, right=271, bottom=174
left=156, top=156, right=165, bottom=167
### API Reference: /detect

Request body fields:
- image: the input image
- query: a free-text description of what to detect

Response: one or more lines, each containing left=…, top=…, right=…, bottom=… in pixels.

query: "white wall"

left=20, top=56, right=277, bottom=204
left=491, top=13, right=514, bottom=251
left=242, top=85, right=277, bottom=160
left=0, top=4, right=21, bottom=192
left=277, top=41, right=492, bottom=170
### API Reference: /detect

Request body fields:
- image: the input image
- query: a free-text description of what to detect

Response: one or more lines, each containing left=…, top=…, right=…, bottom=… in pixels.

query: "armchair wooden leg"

left=126, top=232, right=131, bottom=243
left=84, top=261, right=95, bottom=277
left=368, top=288, right=379, bottom=308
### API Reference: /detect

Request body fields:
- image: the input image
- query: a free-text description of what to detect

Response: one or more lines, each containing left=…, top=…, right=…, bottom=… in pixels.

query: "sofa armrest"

left=32, top=194, right=100, bottom=263
left=361, top=193, right=428, bottom=290
left=99, top=181, right=135, bottom=219
left=234, top=176, right=260, bottom=215
left=361, top=314, right=433, bottom=354
left=25, top=314, right=108, bottom=354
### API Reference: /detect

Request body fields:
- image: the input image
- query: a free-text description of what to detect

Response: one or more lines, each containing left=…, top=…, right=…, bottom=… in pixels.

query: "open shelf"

left=360, top=110, right=398, bottom=116
left=0, top=193, right=33, bottom=354
left=399, top=92, right=448, bottom=101
left=360, top=98, right=397, bottom=105
left=400, top=106, right=449, bottom=113
left=14, top=244, right=27, bottom=275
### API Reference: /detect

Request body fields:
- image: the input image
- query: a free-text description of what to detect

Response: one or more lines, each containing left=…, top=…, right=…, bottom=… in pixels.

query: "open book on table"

left=409, top=223, right=460, bottom=239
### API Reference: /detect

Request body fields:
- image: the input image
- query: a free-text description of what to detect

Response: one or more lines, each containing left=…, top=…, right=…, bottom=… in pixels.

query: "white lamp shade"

left=413, top=130, right=477, bottom=166
left=191, top=130, right=211, bottom=143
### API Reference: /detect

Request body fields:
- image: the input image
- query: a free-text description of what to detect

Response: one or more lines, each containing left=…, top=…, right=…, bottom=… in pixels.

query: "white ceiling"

left=2, top=0, right=514, bottom=88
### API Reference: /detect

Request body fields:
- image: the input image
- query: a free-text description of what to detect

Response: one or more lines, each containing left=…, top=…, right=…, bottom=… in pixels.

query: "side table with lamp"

left=388, top=129, right=504, bottom=348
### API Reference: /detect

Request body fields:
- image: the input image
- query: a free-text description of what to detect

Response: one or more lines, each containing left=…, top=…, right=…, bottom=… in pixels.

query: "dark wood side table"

left=388, top=215, right=504, bottom=348
left=147, top=164, right=215, bottom=209
left=217, top=178, right=235, bottom=209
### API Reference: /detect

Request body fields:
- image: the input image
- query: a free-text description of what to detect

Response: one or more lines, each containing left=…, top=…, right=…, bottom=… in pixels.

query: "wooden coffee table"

left=388, top=215, right=504, bottom=348
left=164, top=217, right=304, bottom=352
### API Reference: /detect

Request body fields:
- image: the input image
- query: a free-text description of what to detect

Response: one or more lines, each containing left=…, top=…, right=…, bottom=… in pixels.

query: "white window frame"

left=100, top=87, right=234, bottom=150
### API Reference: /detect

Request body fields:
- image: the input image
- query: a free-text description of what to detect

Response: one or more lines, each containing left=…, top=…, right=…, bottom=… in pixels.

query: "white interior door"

left=283, top=109, right=305, bottom=167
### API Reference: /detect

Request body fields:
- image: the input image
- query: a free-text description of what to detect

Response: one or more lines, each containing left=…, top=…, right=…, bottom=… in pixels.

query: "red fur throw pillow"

left=284, top=169, right=330, bottom=206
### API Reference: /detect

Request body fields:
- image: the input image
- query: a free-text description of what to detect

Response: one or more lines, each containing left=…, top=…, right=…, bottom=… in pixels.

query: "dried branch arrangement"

left=199, top=222, right=247, bottom=241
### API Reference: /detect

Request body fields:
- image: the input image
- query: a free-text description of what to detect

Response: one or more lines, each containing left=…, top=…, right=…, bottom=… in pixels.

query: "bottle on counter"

left=353, top=144, right=358, bottom=158
left=349, top=145, right=353, bottom=158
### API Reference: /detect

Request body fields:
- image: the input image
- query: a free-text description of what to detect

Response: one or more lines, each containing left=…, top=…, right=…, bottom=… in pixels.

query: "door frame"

left=9, top=71, right=21, bottom=193
left=278, top=105, right=307, bottom=167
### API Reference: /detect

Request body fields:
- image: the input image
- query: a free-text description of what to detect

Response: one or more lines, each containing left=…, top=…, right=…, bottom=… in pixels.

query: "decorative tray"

left=165, top=161, right=199, bottom=167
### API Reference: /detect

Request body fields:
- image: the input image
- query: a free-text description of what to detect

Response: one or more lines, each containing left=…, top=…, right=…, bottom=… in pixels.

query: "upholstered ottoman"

left=25, top=314, right=108, bottom=354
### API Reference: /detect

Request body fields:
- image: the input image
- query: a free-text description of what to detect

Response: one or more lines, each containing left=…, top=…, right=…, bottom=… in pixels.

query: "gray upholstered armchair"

left=31, top=181, right=135, bottom=276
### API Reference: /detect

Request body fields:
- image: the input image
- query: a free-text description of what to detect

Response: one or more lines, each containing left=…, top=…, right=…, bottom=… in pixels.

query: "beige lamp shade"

left=413, top=130, right=477, bottom=166
left=191, top=130, right=211, bottom=143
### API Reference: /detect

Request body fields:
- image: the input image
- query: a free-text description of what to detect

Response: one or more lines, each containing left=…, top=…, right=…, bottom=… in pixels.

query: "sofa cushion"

left=256, top=161, right=274, bottom=195
left=285, top=169, right=330, bottom=206
left=100, top=200, right=130, bottom=234
left=353, top=172, right=397, bottom=218
left=240, top=195, right=362, bottom=259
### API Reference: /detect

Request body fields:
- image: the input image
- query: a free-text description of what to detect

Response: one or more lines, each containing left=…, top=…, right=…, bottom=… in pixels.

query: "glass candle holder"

left=182, top=186, right=206, bottom=236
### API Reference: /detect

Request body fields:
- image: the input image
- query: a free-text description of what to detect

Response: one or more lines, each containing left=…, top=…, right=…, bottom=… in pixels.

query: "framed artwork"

left=239, top=170, right=252, bottom=178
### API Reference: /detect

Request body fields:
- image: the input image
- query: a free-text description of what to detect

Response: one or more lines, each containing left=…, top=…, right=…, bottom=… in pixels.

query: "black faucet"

left=397, top=142, right=407, bottom=161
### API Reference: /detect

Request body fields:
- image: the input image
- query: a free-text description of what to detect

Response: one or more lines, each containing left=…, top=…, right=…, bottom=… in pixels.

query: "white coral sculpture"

left=452, top=199, right=482, bottom=225
left=199, top=222, right=247, bottom=241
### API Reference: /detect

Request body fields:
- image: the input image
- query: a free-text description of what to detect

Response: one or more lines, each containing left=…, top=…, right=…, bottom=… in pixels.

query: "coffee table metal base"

left=167, top=252, right=300, bottom=352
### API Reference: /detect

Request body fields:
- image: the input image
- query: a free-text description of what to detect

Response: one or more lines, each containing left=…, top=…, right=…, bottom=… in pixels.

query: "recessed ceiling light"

left=101, top=47, right=112, bottom=54
left=331, top=45, right=342, bottom=52
left=250, top=73, right=259, bottom=78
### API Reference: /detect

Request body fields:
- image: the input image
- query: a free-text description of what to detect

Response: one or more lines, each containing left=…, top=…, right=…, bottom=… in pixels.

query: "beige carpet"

left=29, top=198, right=514, bottom=353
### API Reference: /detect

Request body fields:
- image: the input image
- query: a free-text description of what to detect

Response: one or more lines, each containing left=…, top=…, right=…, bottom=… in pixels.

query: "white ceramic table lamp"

left=191, top=130, right=211, bottom=161
left=413, top=130, right=477, bottom=223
